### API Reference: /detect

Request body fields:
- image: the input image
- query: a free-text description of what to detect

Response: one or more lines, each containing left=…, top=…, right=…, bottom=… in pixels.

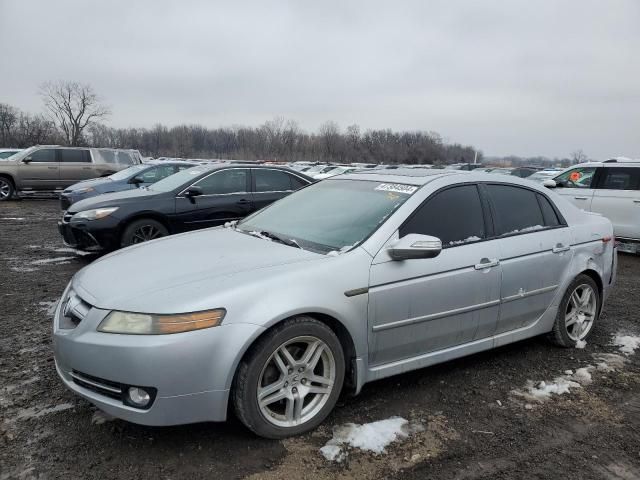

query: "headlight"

left=71, top=207, right=118, bottom=221
left=97, top=309, right=226, bottom=334
left=74, top=187, right=95, bottom=194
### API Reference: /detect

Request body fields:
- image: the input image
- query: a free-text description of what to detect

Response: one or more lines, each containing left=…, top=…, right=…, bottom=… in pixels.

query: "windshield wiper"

left=242, top=229, right=301, bottom=249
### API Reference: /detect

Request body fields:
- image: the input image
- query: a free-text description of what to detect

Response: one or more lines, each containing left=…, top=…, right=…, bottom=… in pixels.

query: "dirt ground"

left=1, top=199, right=640, bottom=480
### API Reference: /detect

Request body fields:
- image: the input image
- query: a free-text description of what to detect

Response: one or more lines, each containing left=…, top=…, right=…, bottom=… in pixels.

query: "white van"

left=544, top=158, right=640, bottom=253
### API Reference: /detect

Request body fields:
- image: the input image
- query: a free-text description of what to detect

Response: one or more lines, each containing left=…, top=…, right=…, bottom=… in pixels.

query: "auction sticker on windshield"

left=375, top=183, right=418, bottom=195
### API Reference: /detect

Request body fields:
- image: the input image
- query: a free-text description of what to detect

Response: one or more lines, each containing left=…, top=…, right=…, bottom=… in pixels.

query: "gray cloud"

left=1, top=0, right=638, bottom=158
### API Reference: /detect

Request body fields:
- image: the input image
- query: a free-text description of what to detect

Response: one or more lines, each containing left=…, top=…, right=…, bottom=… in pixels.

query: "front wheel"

left=121, top=218, right=169, bottom=247
left=233, top=317, right=345, bottom=438
left=0, top=177, right=15, bottom=201
left=550, top=274, right=601, bottom=347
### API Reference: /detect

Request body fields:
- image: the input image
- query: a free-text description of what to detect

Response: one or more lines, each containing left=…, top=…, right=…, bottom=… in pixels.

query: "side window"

left=59, top=149, right=91, bottom=163
left=254, top=169, right=293, bottom=192
left=536, top=193, right=561, bottom=227
left=554, top=167, right=596, bottom=188
left=176, top=164, right=193, bottom=172
left=140, top=165, right=176, bottom=183
left=195, top=169, right=248, bottom=195
left=28, top=149, right=57, bottom=162
left=487, top=185, right=545, bottom=235
left=597, top=168, right=640, bottom=191
left=289, top=174, right=309, bottom=190
left=400, top=185, right=485, bottom=246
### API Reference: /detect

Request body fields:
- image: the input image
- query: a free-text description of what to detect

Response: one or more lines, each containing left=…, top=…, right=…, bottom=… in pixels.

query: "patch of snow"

left=612, top=333, right=640, bottom=355
left=594, top=353, right=627, bottom=371
left=29, top=256, right=75, bottom=266
left=12, top=403, right=74, bottom=422
left=0, top=217, right=26, bottom=220
left=39, top=301, right=58, bottom=316
left=51, top=247, right=93, bottom=256
left=91, top=410, right=115, bottom=425
left=320, top=417, right=422, bottom=462
left=576, top=340, right=587, bottom=349
left=501, top=225, right=544, bottom=236
left=448, top=236, right=481, bottom=246
left=572, top=367, right=594, bottom=385
left=11, top=266, right=39, bottom=273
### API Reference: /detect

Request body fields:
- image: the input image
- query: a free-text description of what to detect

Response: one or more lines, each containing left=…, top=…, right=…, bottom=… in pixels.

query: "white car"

left=544, top=158, right=640, bottom=252
left=313, top=166, right=358, bottom=180
left=0, top=148, right=22, bottom=160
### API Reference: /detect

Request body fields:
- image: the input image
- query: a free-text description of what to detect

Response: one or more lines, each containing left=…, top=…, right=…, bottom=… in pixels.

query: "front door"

left=483, top=184, right=573, bottom=334
left=174, top=168, right=253, bottom=231
left=18, top=148, right=59, bottom=189
left=368, top=184, right=502, bottom=366
left=551, top=166, right=598, bottom=211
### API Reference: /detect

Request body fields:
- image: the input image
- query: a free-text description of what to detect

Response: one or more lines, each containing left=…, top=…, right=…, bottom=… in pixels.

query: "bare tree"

left=40, top=81, right=110, bottom=146
left=0, top=103, right=18, bottom=146
left=570, top=149, right=588, bottom=164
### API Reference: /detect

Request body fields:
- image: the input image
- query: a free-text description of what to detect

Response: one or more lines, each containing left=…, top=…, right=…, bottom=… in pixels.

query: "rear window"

left=486, top=185, right=545, bottom=236
left=95, top=150, right=135, bottom=165
left=254, top=169, right=294, bottom=192
left=597, top=168, right=640, bottom=190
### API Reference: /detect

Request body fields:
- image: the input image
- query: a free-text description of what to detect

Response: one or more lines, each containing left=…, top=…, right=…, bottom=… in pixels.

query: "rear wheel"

left=121, top=218, right=168, bottom=247
left=550, top=274, right=600, bottom=347
left=233, top=317, right=345, bottom=438
left=0, top=177, right=15, bottom=201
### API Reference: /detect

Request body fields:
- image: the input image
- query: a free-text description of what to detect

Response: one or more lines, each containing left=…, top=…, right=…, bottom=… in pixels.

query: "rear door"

left=251, top=168, right=304, bottom=211
left=484, top=184, right=573, bottom=334
left=173, top=168, right=252, bottom=230
left=590, top=167, right=640, bottom=241
left=551, top=166, right=598, bottom=210
left=18, top=148, right=59, bottom=189
left=59, top=149, right=93, bottom=184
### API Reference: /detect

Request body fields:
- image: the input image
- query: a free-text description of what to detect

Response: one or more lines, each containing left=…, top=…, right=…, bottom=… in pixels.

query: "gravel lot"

left=2, top=199, right=640, bottom=480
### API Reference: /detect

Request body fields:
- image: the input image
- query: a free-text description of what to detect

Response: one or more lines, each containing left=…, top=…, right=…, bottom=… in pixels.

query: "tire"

left=120, top=218, right=169, bottom=247
left=549, top=274, right=601, bottom=347
left=0, top=176, right=15, bottom=201
left=233, top=316, right=345, bottom=438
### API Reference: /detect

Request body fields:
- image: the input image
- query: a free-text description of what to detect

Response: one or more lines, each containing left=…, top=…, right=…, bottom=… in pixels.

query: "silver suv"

left=544, top=158, right=640, bottom=253
left=0, top=145, right=142, bottom=201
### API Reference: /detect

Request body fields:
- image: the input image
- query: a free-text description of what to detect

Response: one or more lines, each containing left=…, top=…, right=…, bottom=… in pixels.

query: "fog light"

left=127, top=387, right=151, bottom=407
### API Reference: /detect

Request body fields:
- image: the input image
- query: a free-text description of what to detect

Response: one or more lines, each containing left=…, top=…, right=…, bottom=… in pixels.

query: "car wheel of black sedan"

left=121, top=218, right=169, bottom=247
left=233, top=316, right=345, bottom=439
left=550, top=274, right=601, bottom=347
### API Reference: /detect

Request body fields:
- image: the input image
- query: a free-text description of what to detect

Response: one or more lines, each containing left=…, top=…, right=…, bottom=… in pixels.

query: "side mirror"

left=22, top=157, right=32, bottom=164
left=184, top=186, right=203, bottom=202
left=542, top=179, right=557, bottom=188
left=387, top=234, right=442, bottom=261
left=128, top=176, right=145, bottom=185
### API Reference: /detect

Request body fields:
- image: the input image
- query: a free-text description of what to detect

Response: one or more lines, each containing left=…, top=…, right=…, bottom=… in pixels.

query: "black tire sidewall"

left=121, top=218, right=168, bottom=247
left=555, top=274, right=600, bottom=346
left=234, top=318, right=345, bottom=438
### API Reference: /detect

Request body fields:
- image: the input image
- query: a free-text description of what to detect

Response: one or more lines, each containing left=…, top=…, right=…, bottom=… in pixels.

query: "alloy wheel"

left=131, top=225, right=164, bottom=243
left=565, top=283, right=597, bottom=341
left=257, top=335, right=336, bottom=428
left=0, top=179, right=11, bottom=199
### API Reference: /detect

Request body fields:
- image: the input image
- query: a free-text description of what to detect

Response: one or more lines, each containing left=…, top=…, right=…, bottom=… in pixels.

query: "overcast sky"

left=1, top=0, right=638, bottom=158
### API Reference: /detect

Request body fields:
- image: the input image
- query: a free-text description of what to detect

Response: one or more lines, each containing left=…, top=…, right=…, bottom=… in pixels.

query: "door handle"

left=82, top=167, right=91, bottom=170
left=552, top=244, right=570, bottom=254
left=573, top=196, right=589, bottom=200
left=48, top=166, right=57, bottom=170
left=236, top=198, right=250, bottom=205
left=474, top=258, right=500, bottom=270
left=634, top=200, right=640, bottom=204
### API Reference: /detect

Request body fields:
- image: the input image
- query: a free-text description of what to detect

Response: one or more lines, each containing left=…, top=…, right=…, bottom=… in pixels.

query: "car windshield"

left=109, top=164, right=147, bottom=181
left=237, top=179, right=416, bottom=254
left=148, top=166, right=208, bottom=192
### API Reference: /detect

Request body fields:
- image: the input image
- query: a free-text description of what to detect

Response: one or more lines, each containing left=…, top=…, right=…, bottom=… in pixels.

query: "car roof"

left=569, top=160, right=640, bottom=168
left=336, top=168, right=465, bottom=186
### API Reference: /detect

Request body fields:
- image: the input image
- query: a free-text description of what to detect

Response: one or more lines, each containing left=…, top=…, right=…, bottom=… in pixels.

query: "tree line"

left=0, top=81, right=481, bottom=165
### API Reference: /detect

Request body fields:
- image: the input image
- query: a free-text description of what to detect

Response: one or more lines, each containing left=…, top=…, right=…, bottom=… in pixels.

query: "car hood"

left=69, top=187, right=160, bottom=212
left=73, top=228, right=324, bottom=311
left=65, top=177, right=113, bottom=192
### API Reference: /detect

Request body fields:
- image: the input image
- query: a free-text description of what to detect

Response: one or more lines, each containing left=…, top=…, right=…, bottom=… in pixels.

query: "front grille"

left=71, top=370, right=123, bottom=401
left=59, top=290, right=91, bottom=329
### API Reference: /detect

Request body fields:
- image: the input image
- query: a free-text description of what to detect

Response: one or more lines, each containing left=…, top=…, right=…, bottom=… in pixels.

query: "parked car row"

left=52, top=166, right=617, bottom=438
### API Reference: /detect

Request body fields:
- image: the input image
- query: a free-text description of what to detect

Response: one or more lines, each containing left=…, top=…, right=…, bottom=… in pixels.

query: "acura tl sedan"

left=53, top=169, right=616, bottom=438
left=57, top=163, right=312, bottom=250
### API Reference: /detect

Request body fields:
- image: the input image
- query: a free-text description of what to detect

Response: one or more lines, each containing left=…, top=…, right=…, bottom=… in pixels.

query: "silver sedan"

left=53, top=169, right=617, bottom=438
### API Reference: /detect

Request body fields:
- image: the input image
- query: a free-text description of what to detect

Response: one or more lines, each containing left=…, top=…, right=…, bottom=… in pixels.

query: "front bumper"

left=57, top=217, right=120, bottom=251
left=53, top=292, right=264, bottom=426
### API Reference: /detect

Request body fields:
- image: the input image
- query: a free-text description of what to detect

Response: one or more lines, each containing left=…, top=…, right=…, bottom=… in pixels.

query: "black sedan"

left=58, top=164, right=312, bottom=251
